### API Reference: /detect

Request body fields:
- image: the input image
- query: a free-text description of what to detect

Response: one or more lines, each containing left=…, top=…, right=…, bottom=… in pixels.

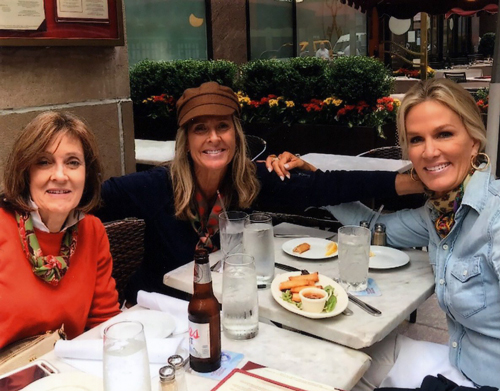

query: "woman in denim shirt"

left=328, top=78, right=500, bottom=389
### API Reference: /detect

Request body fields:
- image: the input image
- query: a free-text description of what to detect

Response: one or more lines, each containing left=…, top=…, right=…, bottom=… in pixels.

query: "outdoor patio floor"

left=397, top=293, right=448, bottom=345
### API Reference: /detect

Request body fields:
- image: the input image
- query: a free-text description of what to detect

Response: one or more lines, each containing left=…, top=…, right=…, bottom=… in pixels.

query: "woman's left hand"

left=265, top=152, right=317, bottom=180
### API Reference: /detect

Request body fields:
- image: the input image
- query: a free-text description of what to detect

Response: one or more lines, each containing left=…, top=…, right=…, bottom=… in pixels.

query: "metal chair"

left=104, top=218, right=145, bottom=305
left=246, top=134, right=267, bottom=161
left=444, top=72, right=467, bottom=83
left=357, top=146, right=403, bottom=160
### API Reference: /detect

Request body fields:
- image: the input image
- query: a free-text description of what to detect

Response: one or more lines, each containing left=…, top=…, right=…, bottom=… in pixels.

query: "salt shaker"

left=372, top=223, right=387, bottom=246
left=359, top=220, right=370, bottom=229
left=159, top=365, right=178, bottom=391
left=168, top=355, right=188, bottom=391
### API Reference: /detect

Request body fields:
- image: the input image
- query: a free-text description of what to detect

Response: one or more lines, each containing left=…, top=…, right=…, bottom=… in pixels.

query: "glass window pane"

left=248, top=0, right=293, bottom=60
left=297, top=0, right=366, bottom=60
left=124, top=0, right=207, bottom=66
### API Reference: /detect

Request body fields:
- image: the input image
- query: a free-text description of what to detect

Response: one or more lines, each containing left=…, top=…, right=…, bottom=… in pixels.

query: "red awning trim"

left=445, top=4, right=498, bottom=18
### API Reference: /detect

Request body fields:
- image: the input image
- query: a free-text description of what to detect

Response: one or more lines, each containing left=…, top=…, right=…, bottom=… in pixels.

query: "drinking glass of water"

left=338, top=225, right=371, bottom=292
left=219, top=211, right=248, bottom=256
left=243, top=212, right=275, bottom=288
left=103, top=321, right=151, bottom=391
left=222, top=253, right=259, bottom=339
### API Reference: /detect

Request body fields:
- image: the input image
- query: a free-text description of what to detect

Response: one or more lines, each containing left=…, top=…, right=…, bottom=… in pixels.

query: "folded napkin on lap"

left=136, top=291, right=189, bottom=334
left=54, top=337, right=184, bottom=363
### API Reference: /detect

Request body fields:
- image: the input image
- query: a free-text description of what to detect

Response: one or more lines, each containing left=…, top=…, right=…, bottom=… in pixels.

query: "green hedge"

left=130, top=57, right=395, bottom=140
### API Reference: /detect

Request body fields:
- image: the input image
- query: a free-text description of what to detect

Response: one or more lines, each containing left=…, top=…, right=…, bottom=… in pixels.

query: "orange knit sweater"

left=0, top=208, right=120, bottom=348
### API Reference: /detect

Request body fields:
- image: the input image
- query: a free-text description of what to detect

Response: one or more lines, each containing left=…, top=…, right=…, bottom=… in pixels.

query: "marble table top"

left=301, top=153, right=412, bottom=173
left=135, top=139, right=175, bottom=165
left=36, top=305, right=370, bottom=391
left=164, top=223, right=435, bottom=350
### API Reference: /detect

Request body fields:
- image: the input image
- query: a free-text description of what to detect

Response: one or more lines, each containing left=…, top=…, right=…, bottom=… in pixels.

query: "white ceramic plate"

left=271, top=271, right=348, bottom=319
left=22, top=372, right=103, bottom=391
left=282, top=238, right=338, bottom=259
left=99, top=309, right=176, bottom=339
left=369, top=246, right=410, bottom=269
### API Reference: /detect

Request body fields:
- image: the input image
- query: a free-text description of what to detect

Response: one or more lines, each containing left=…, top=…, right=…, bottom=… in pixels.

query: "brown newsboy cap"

left=176, top=81, right=240, bottom=127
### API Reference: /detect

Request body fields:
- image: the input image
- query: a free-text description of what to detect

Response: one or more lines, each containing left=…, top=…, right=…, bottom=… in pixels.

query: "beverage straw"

left=369, top=204, right=384, bottom=230
left=217, top=190, right=228, bottom=216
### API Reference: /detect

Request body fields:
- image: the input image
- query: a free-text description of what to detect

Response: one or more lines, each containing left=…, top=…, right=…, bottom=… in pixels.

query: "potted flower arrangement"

left=131, top=56, right=401, bottom=155
left=393, top=66, right=435, bottom=79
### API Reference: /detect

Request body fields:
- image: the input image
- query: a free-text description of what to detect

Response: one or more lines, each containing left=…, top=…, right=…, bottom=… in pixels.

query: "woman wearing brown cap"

left=98, top=81, right=421, bottom=304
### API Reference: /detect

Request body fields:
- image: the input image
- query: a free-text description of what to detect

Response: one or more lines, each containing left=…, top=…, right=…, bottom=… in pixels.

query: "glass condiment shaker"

left=372, top=223, right=387, bottom=246
left=159, top=365, right=178, bottom=391
left=359, top=220, right=370, bottom=229
left=168, top=355, right=188, bottom=391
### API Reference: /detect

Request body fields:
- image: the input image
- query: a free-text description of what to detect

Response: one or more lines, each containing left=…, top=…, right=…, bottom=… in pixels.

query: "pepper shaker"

left=168, top=355, right=188, bottom=391
left=372, top=223, right=387, bottom=246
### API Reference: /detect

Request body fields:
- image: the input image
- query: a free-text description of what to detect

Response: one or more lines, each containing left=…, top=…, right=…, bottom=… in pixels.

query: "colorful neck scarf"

left=190, top=190, right=223, bottom=252
left=430, top=174, right=472, bottom=239
left=16, top=213, right=78, bottom=286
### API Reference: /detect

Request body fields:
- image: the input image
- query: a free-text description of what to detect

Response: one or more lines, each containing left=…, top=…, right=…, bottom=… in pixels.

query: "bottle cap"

left=167, top=355, right=185, bottom=369
left=374, top=223, right=386, bottom=232
left=159, top=365, right=176, bottom=381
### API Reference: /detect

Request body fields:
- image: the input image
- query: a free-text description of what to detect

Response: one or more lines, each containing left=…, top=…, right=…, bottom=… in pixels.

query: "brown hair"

left=2, top=111, right=103, bottom=214
left=397, top=78, right=487, bottom=159
left=169, top=115, right=260, bottom=220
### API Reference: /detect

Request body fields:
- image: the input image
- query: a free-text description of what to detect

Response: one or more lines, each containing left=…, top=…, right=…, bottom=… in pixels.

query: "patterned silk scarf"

left=430, top=174, right=472, bottom=239
left=190, top=190, right=224, bottom=252
left=16, top=213, right=78, bottom=286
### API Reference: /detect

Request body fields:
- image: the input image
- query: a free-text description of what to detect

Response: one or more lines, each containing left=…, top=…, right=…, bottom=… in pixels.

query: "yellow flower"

left=393, top=98, right=401, bottom=107
left=333, top=99, right=343, bottom=106
left=285, top=101, right=295, bottom=108
left=269, top=99, right=279, bottom=107
left=323, top=97, right=334, bottom=105
left=239, top=96, right=251, bottom=105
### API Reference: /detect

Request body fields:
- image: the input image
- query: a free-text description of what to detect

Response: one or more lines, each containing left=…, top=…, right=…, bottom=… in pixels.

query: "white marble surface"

left=164, top=223, right=435, bottom=350
left=36, top=305, right=370, bottom=391
left=301, top=153, right=412, bottom=173
left=135, top=139, right=176, bottom=165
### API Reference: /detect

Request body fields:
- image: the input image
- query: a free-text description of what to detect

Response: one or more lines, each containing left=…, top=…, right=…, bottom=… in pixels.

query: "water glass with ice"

left=222, top=253, right=259, bottom=340
left=243, top=212, right=275, bottom=288
left=338, top=225, right=371, bottom=292
left=219, top=211, right=248, bottom=256
left=103, top=321, right=151, bottom=391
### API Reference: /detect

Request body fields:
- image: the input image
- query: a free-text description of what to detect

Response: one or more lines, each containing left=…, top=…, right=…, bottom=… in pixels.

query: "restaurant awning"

left=340, top=0, right=499, bottom=18
left=445, top=4, right=498, bottom=18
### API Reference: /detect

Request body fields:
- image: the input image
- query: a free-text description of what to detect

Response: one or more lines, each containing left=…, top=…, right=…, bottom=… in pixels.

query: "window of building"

left=124, top=0, right=208, bottom=66
left=297, top=0, right=366, bottom=59
left=248, top=0, right=366, bottom=61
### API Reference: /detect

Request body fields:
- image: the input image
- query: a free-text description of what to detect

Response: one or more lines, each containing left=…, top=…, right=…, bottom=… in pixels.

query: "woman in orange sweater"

left=0, top=111, right=120, bottom=348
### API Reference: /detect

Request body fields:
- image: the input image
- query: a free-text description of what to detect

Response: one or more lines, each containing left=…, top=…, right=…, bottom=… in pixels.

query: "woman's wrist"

left=395, top=174, right=425, bottom=195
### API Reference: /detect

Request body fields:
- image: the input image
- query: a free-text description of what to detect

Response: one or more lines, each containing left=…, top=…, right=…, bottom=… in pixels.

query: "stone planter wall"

left=243, top=122, right=398, bottom=157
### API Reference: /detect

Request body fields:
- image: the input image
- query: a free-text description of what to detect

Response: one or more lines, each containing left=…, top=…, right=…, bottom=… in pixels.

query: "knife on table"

left=275, top=263, right=382, bottom=316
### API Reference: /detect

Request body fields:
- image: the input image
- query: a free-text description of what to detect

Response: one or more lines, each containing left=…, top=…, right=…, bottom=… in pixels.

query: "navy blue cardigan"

left=98, top=162, right=398, bottom=303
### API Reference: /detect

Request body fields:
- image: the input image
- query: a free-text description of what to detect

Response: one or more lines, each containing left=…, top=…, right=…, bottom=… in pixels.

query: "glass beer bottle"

left=188, top=248, right=221, bottom=372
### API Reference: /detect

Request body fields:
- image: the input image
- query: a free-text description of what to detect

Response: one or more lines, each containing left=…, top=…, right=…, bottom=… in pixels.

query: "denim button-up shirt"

left=327, top=167, right=500, bottom=388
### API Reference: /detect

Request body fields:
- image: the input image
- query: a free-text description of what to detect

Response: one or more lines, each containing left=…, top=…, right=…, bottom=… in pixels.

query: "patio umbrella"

left=341, top=0, right=500, bottom=176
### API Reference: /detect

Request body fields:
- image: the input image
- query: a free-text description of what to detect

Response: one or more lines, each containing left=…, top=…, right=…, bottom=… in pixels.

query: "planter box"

left=243, top=122, right=397, bottom=157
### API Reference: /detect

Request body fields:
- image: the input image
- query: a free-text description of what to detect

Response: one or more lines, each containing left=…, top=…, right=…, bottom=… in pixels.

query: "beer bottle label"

left=188, top=320, right=210, bottom=358
left=194, top=262, right=212, bottom=284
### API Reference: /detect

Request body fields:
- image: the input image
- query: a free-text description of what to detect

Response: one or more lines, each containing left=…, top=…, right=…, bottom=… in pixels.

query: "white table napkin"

left=54, top=337, right=187, bottom=379
left=54, top=337, right=184, bottom=363
left=136, top=291, right=189, bottom=334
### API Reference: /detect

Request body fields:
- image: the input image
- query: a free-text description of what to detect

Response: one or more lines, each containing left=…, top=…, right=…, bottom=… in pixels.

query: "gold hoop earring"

left=410, top=167, right=420, bottom=182
left=471, top=152, right=490, bottom=171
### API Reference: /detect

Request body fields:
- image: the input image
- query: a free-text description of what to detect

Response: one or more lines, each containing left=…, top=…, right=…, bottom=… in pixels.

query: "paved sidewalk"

left=397, top=293, right=448, bottom=345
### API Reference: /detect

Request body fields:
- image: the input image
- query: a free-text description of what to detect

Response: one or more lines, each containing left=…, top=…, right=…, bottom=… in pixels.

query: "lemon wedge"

left=325, top=242, right=338, bottom=256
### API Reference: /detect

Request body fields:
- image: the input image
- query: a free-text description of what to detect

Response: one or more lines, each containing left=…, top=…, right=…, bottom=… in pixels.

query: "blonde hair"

left=2, top=111, right=103, bottom=214
left=169, top=115, right=260, bottom=220
left=397, top=78, right=487, bottom=159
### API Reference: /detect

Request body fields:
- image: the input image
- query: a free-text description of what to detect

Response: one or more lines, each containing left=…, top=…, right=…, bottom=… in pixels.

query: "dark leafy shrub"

left=478, top=33, right=495, bottom=58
